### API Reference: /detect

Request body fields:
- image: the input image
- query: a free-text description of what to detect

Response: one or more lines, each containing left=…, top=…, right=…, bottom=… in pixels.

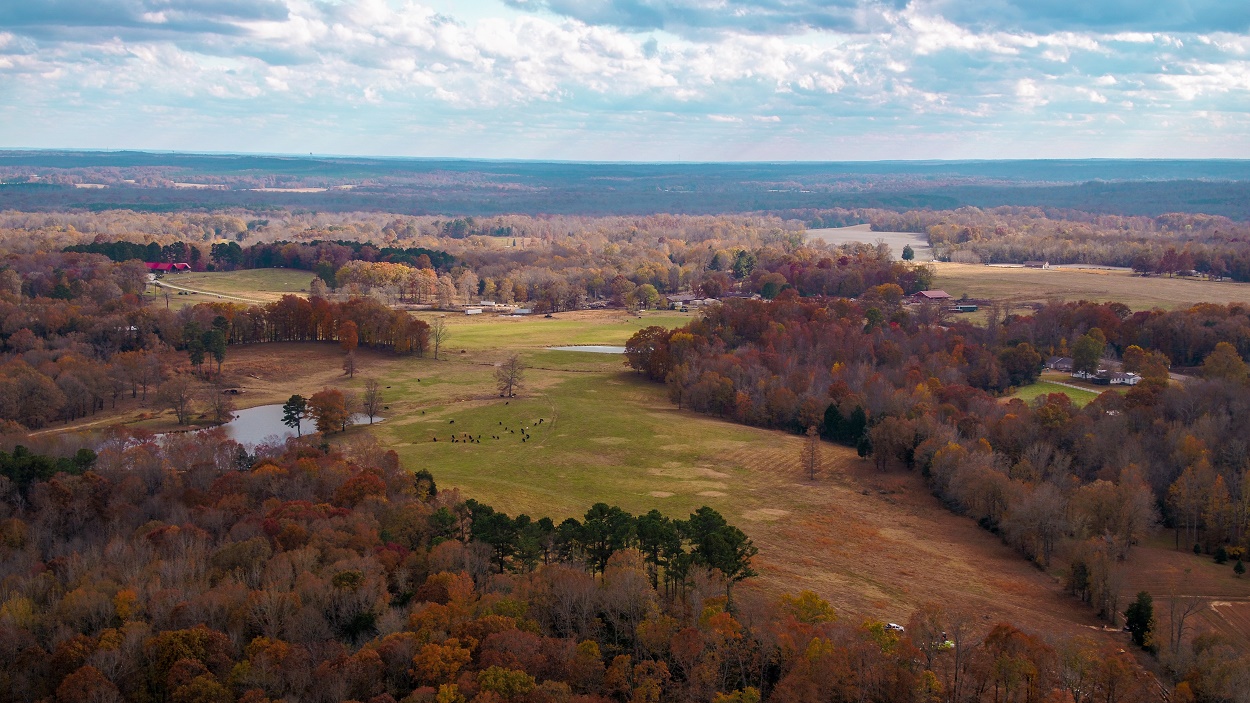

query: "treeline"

left=55, top=223, right=936, bottom=313
left=64, top=239, right=456, bottom=274
left=461, top=500, right=756, bottom=598
left=861, top=206, right=1250, bottom=281
left=0, top=436, right=1161, bottom=703
left=628, top=296, right=1250, bottom=656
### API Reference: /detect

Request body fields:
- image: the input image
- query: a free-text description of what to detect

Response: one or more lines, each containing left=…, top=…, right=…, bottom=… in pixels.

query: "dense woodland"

left=0, top=433, right=1164, bottom=703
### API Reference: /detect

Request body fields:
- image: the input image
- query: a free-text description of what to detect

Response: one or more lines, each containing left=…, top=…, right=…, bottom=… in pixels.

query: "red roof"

left=145, top=262, right=191, bottom=271
left=914, top=290, right=952, bottom=299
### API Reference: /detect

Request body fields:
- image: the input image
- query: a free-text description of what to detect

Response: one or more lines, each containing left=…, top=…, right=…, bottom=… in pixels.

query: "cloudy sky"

left=1, top=0, right=1248, bottom=160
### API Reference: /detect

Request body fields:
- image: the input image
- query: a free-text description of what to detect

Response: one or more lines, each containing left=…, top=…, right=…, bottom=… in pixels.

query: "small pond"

left=221, top=404, right=380, bottom=446
left=548, top=345, right=627, bottom=354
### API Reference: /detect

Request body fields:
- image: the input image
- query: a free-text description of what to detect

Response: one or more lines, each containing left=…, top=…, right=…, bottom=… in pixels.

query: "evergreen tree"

left=1124, top=591, right=1154, bottom=650
left=281, top=394, right=307, bottom=436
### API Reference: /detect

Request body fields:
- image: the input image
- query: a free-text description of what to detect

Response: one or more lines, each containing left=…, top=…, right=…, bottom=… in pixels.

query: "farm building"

left=911, top=290, right=952, bottom=302
left=145, top=262, right=191, bottom=273
left=464, top=308, right=483, bottom=315
left=1023, top=260, right=1051, bottom=269
left=1046, top=357, right=1074, bottom=372
left=1109, top=372, right=1141, bottom=386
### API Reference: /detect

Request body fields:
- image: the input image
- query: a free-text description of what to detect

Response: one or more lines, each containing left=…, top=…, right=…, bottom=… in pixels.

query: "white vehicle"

left=885, top=623, right=905, bottom=633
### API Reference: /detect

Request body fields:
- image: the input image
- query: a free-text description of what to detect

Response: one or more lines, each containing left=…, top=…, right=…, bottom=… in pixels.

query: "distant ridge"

left=3, top=150, right=1250, bottom=219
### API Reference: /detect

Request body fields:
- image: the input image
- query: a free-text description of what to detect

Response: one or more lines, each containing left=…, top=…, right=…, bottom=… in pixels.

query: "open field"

left=1009, top=380, right=1102, bottom=407
left=932, top=262, right=1250, bottom=311
left=148, top=268, right=315, bottom=307
left=807, top=224, right=933, bottom=261
left=1119, top=536, right=1250, bottom=650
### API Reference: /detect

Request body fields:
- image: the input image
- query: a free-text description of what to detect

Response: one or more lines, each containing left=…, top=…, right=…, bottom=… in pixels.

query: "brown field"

left=932, top=262, right=1250, bottom=311
left=1118, top=537, right=1250, bottom=650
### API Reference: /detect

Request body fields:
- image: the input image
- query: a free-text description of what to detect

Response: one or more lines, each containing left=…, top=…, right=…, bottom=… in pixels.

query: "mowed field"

left=932, top=262, right=1250, bottom=311
left=1009, top=380, right=1102, bottom=407
left=148, top=268, right=315, bottom=307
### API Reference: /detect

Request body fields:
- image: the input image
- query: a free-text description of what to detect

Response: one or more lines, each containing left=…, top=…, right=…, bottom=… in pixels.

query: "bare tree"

left=801, top=425, right=821, bottom=481
left=341, top=390, right=359, bottom=432
left=362, top=378, right=382, bottom=424
left=342, top=350, right=357, bottom=379
left=157, top=374, right=196, bottom=425
left=430, top=317, right=448, bottom=360
left=203, top=381, right=236, bottom=425
left=495, top=354, right=524, bottom=397
left=1166, top=570, right=1206, bottom=655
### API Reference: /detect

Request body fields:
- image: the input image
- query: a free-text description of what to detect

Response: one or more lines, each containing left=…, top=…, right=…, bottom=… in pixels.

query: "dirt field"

left=807, top=224, right=933, bottom=261
left=932, top=262, right=1250, bottom=311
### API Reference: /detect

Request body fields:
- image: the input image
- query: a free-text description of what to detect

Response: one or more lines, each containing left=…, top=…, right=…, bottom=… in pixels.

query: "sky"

left=1, top=0, right=1249, bottom=161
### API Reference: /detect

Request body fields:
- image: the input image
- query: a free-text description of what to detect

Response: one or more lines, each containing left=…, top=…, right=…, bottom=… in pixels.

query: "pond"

left=221, top=404, right=380, bottom=446
left=548, top=345, right=627, bottom=354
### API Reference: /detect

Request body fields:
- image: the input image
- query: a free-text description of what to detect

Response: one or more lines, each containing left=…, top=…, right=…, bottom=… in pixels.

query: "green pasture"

left=173, top=268, right=315, bottom=296
left=416, top=311, right=693, bottom=354
left=375, top=364, right=760, bottom=521
left=1008, top=380, right=1102, bottom=407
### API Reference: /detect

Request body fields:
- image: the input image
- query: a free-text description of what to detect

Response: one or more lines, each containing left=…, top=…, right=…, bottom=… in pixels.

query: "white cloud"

left=0, top=0, right=1248, bottom=158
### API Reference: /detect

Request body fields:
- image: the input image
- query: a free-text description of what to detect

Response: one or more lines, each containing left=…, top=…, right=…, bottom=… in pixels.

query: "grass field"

left=1009, top=380, right=1102, bottom=407
left=148, top=268, right=315, bottom=307
left=932, top=262, right=1250, bottom=311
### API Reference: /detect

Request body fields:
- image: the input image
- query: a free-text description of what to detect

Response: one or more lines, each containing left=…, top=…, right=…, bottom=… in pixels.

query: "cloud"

left=920, top=0, right=1250, bottom=34
left=0, top=0, right=289, bottom=39
left=506, top=0, right=1250, bottom=36
left=503, top=0, right=907, bottom=36
left=0, top=0, right=1248, bottom=159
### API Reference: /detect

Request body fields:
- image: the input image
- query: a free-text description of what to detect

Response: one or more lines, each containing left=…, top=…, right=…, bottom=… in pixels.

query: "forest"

left=0, top=433, right=1161, bottom=703
left=5, top=152, right=1250, bottom=218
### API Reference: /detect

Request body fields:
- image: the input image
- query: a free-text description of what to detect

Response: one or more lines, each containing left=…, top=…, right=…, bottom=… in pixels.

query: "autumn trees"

left=307, top=388, right=350, bottom=434
left=633, top=294, right=1250, bottom=599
